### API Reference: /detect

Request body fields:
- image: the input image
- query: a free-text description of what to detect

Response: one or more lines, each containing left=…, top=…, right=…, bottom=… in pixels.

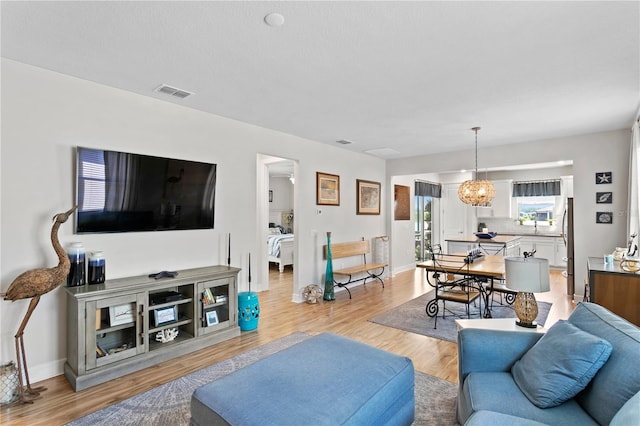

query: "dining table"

left=416, top=253, right=508, bottom=318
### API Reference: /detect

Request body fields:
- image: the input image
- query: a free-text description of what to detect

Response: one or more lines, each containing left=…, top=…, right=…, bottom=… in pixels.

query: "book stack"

left=202, top=288, right=216, bottom=305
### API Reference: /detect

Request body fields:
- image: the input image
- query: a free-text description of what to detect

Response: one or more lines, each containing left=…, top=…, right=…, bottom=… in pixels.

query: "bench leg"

left=333, top=277, right=353, bottom=299
left=367, top=267, right=386, bottom=288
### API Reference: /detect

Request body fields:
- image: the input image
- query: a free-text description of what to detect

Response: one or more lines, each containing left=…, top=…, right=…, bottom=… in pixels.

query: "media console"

left=64, top=265, right=240, bottom=391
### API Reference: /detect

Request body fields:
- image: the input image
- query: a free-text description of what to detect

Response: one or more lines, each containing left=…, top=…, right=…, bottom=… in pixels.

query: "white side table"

left=455, top=318, right=546, bottom=333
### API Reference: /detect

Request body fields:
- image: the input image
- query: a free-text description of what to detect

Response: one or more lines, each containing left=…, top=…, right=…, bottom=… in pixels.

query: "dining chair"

left=425, top=246, right=482, bottom=328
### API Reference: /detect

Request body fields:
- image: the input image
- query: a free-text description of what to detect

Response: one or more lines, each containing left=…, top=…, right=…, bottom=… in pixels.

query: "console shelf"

left=64, top=265, right=240, bottom=391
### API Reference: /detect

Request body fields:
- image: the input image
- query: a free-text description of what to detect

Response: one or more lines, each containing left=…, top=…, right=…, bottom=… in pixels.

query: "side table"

left=455, top=318, right=546, bottom=333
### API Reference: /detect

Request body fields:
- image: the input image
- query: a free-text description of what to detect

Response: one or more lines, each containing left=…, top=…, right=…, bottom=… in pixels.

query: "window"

left=517, top=196, right=558, bottom=226
left=513, top=179, right=562, bottom=227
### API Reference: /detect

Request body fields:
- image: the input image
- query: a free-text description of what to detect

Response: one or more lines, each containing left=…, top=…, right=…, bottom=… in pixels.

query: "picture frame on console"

left=205, top=310, right=219, bottom=326
left=316, top=172, right=340, bottom=206
left=109, top=303, right=135, bottom=326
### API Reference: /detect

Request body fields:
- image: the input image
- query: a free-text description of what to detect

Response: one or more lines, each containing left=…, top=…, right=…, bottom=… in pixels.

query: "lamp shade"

left=505, top=257, right=550, bottom=293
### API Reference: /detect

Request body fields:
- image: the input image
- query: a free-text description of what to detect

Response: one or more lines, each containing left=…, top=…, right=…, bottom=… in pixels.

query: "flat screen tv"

left=75, top=147, right=216, bottom=233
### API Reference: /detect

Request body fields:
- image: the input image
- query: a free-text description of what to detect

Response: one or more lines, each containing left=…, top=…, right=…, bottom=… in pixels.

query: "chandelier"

left=458, top=127, right=495, bottom=206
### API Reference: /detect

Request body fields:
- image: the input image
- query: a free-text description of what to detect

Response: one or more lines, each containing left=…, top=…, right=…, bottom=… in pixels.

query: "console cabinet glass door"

left=86, top=293, right=145, bottom=370
left=198, top=277, right=236, bottom=335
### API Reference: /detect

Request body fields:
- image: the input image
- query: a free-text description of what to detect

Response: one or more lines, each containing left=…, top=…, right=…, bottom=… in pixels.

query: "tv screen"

left=75, top=147, right=216, bottom=233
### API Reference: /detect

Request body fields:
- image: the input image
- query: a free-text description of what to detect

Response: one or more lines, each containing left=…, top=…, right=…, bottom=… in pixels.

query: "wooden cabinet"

left=588, top=257, right=640, bottom=326
left=64, top=265, right=240, bottom=391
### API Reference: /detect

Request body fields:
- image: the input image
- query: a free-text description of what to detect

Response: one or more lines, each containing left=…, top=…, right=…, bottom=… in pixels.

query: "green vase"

left=324, top=232, right=335, bottom=301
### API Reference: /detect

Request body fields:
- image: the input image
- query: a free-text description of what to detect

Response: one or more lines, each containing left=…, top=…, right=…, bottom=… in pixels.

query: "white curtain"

left=627, top=120, right=640, bottom=253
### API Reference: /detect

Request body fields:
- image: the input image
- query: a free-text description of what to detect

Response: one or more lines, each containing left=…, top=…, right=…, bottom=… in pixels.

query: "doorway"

left=415, top=195, right=434, bottom=261
left=257, top=154, right=297, bottom=298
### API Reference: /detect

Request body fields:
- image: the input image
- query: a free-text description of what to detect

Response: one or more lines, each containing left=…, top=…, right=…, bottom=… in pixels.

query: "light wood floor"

left=2, top=265, right=574, bottom=425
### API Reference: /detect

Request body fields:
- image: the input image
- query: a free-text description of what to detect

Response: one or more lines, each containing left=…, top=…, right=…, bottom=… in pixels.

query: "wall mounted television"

left=75, top=147, right=216, bottom=234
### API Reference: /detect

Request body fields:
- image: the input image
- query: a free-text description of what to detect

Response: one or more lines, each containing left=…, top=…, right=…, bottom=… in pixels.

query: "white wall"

left=0, top=59, right=386, bottom=381
left=269, top=176, right=293, bottom=228
left=388, top=129, right=631, bottom=301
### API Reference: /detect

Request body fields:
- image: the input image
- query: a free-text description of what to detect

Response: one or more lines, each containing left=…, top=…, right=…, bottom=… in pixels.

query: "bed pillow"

left=511, top=320, right=613, bottom=408
left=268, top=228, right=281, bottom=235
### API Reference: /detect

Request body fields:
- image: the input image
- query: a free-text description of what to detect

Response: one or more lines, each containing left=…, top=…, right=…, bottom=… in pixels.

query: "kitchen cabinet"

left=478, top=180, right=513, bottom=218
left=447, top=235, right=520, bottom=256
left=519, top=236, right=565, bottom=267
left=479, top=239, right=520, bottom=257
left=64, top=265, right=240, bottom=391
left=448, top=241, right=478, bottom=254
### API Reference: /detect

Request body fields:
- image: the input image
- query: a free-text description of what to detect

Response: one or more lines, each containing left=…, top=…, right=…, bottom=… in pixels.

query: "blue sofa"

left=457, top=302, right=640, bottom=425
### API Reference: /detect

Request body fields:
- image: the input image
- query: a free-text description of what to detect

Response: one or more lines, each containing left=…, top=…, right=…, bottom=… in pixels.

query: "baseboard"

left=30, top=358, right=66, bottom=384
left=392, top=263, right=416, bottom=275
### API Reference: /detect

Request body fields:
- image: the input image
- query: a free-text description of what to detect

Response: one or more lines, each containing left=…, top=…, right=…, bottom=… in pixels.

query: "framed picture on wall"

left=357, top=179, right=381, bottom=215
left=394, top=185, right=410, bottom=220
left=316, top=172, right=340, bottom=206
left=596, top=192, right=612, bottom=204
left=595, top=172, right=612, bottom=184
left=596, top=212, right=613, bottom=224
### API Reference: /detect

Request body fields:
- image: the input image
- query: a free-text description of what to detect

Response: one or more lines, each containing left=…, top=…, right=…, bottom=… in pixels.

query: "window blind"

left=512, top=179, right=561, bottom=197
left=415, top=180, right=442, bottom=198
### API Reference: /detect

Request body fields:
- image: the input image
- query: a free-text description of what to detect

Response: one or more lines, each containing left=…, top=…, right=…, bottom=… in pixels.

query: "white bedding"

left=267, top=233, right=294, bottom=257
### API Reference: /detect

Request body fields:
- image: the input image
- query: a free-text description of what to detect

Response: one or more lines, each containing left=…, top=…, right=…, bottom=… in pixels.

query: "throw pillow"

left=511, top=320, right=613, bottom=408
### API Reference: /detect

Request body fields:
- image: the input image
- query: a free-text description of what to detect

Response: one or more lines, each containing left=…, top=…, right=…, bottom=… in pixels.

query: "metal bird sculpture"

left=3, top=205, right=77, bottom=404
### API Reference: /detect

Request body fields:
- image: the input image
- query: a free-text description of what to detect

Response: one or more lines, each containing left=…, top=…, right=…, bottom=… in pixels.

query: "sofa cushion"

left=511, top=320, right=612, bottom=408
left=464, top=410, right=550, bottom=426
left=459, top=372, right=598, bottom=425
left=569, top=302, right=640, bottom=425
left=610, top=390, right=640, bottom=426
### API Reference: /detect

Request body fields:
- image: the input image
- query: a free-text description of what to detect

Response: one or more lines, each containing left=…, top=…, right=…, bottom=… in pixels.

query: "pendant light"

left=458, top=127, right=495, bottom=206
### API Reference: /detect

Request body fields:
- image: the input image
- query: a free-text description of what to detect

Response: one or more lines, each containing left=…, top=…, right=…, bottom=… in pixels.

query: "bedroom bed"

left=268, top=232, right=294, bottom=272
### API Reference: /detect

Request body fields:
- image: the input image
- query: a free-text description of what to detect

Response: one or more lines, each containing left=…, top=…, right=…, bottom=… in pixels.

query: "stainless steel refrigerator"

left=562, top=197, right=575, bottom=296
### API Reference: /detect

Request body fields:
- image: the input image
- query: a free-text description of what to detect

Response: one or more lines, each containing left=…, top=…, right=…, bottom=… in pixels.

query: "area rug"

left=369, top=291, right=551, bottom=343
left=66, top=332, right=458, bottom=426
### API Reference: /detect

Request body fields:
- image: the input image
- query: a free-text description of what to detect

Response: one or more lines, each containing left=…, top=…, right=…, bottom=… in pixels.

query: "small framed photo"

left=596, top=192, right=612, bottom=204
left=269, top=190, right=273, bottom=203
left=595, top=172, right=612, bottom=184
left=357, top=179, right=381, bottom=215
left=153, top=305, right=177, bottom=327
left=109, top=303, right=135, bottom=326
left=205, top=310, right=219, bottom=326
left=596, top=212, right=613, bottom=224
left=316, top=172, right=340, bottom=205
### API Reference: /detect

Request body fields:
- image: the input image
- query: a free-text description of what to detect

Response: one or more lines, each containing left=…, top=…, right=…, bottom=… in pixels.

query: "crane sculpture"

left=2, top=205, right=77, bottom=404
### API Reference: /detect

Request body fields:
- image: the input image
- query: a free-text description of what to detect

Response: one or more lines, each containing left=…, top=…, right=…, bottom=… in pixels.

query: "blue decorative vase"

left=324, top=232, right=335, bottom=301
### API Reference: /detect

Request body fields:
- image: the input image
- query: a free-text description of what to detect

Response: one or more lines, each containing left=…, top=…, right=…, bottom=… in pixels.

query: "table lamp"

left=505, top=257, right=550, bottom=328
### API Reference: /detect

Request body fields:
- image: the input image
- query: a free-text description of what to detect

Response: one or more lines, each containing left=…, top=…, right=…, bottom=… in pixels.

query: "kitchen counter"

left=500, top=232, right=563, bottom=238
left=445, top=234, right=521, bottom=244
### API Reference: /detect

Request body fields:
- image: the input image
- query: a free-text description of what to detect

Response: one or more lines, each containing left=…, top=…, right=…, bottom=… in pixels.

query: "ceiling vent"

left=155, top=84, right=193, bottom=99
left=336, top=139, right=354, bottom=145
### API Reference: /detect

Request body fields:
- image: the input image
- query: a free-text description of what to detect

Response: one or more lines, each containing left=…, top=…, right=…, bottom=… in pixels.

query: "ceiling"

left=2, top=1, right=639, bottom=159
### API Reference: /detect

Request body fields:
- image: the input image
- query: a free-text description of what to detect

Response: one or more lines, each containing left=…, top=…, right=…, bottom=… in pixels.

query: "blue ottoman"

left=190, top=333, right=415, bottom=425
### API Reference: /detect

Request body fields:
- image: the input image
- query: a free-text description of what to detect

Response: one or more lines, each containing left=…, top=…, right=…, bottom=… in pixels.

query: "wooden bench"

left=323, top=239, right=387, bottom=299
